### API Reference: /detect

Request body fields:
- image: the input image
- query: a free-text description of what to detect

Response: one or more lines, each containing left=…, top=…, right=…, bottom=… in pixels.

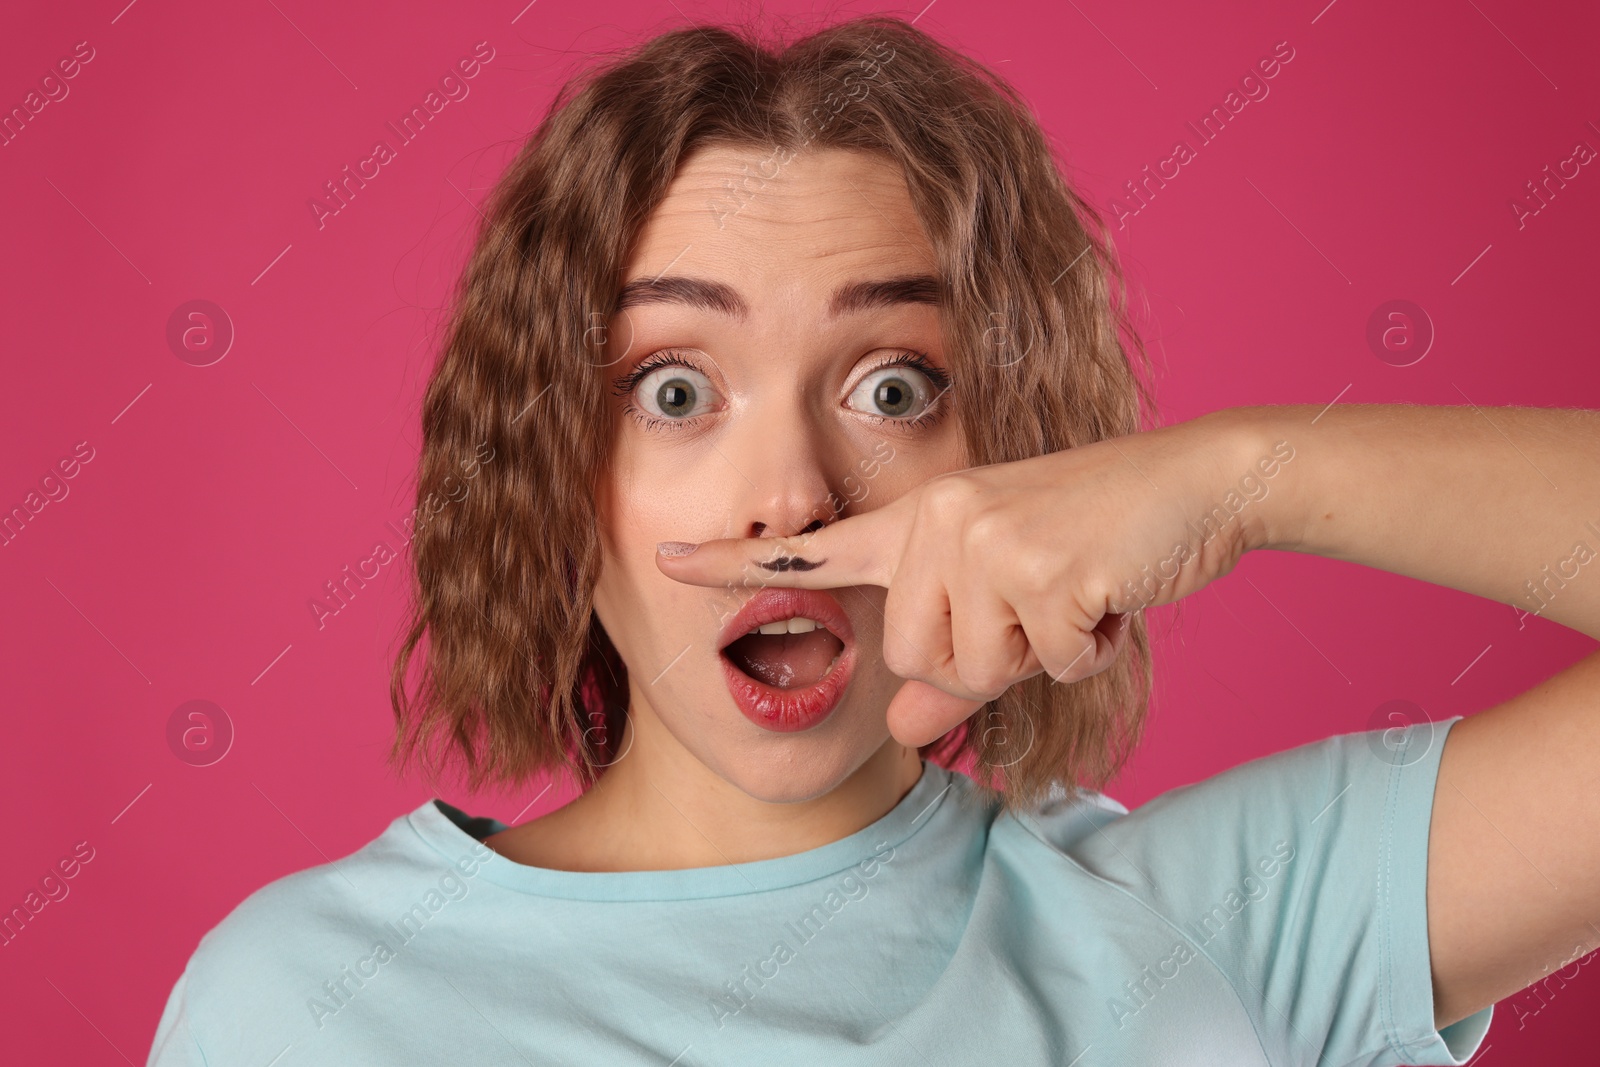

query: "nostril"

left=750, top=518, right=824, bottom=538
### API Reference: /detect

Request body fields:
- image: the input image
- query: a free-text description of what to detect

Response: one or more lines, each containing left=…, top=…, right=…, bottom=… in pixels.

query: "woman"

left=148, top=14, right=1599, bottom=1066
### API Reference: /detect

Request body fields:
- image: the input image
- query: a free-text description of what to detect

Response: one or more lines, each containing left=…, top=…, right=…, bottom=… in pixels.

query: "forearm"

left=1217, top=403, right=1600, bottom=642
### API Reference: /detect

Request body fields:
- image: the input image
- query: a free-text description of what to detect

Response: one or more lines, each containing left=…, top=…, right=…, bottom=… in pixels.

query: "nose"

left=722, top=404, right=844, bottom=542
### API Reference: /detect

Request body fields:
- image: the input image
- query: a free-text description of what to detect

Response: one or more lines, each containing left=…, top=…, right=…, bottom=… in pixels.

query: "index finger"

left=655, top=505, right=899, bottom=591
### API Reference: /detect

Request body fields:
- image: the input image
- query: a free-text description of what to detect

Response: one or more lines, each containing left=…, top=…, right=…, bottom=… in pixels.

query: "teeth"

left=754, top=616, right=821, bottom=635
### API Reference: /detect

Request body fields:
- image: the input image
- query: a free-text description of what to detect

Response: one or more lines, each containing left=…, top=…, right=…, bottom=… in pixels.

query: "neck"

left=496, top=702, right=925, bottom=873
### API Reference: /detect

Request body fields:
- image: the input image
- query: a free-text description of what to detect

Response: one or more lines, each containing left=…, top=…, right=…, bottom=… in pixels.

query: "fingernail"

left=657, top=541, right=700, bottom=557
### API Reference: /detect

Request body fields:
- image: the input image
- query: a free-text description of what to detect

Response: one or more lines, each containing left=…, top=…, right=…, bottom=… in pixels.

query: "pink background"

left=3, top=0, right=1597, bottom=1062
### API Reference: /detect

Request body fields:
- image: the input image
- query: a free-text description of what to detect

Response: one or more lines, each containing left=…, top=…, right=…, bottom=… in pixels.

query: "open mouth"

left=721, top=615, right=846, bottom=690
left=717, top=589, right=858, bottom=732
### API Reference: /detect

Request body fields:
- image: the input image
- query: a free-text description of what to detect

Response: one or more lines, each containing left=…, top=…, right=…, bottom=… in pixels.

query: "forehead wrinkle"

left=653, top=149, right=919, bottom=222
left=620, top=149, right=939, bottom=319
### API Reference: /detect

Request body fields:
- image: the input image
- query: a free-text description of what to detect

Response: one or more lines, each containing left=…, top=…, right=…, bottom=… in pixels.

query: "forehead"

left=622, top=144, right=937, bottom=288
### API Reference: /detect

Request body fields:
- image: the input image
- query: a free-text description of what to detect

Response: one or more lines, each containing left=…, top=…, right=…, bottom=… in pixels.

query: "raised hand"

left=657, top=412, right=1285, bottom=747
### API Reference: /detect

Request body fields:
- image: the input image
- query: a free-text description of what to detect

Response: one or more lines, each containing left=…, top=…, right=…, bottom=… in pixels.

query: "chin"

left=693, top=692, right=891, bottom=806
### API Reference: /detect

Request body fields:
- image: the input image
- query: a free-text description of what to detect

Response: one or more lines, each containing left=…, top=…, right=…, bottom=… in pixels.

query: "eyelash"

left=610, top=350, right=954, bottom=433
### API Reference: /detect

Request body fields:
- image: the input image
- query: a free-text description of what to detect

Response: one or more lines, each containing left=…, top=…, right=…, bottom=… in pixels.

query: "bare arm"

left=1231, top=402, right=1600, bottom=1030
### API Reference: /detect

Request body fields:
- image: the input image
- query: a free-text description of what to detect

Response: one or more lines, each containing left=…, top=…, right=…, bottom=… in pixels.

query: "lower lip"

left=720, top=639, right=857, bottom=733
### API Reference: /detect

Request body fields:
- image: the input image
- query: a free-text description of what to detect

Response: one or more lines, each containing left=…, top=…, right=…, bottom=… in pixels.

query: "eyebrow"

left=613, top=273, right=943, bottom=320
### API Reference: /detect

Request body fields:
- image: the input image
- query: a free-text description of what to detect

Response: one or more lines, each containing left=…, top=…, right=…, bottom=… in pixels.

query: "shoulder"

left=177, top=801, right=493, bottom=1030
left=988, top=718, right=1490, bottom=1066
left=1005, top=778, right=1131, bottom=855
left=187, top=812, right=377, bottom=967
left=1000, top=716, right=1466, bottom=890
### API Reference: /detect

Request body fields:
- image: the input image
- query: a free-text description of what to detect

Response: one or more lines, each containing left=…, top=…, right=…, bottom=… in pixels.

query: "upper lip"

left=716, top=587, right=856, bottom=653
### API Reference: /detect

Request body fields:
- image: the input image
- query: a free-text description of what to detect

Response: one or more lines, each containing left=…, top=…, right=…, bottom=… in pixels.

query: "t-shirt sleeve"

left=146, top=961, right=209, bottom=1066
left=1059, top=713, right=1492, bottom=1067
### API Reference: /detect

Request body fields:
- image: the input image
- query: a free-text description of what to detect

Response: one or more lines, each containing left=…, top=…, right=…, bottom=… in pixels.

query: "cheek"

left=603, top=436, right=709, bottom=545
left=592, top=463, right=648, bottom=627
left=597, top=431, right=674, bottom=548
left=593, top=462, right=623, bottom=566
left=847, top=423, right=967, bottom=514
left=592, top=445, right=714, bottom=617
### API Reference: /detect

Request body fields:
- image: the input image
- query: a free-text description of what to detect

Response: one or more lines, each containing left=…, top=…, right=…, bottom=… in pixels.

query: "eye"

left=846, top=361, right=941, bottom=421
left=634, top=362, right=719, bottom=420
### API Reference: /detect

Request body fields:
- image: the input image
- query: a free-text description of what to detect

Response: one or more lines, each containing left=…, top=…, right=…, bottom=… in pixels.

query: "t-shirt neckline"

left=406, top=759, right=956, bottom=901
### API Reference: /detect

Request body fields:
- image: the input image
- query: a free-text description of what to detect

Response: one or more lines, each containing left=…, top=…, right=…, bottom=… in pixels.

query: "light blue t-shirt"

left=147, top=715, right=1492, bottom=1066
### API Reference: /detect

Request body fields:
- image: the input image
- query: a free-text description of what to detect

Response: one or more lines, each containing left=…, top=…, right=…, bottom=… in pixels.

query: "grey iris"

left=875, top=376, right=913, bottom=416
left=657, top=378, right=696, bottom=417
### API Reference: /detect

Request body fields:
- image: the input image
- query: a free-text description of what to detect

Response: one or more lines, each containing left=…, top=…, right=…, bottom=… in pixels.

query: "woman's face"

left=592, top=144, right=967, bottom=804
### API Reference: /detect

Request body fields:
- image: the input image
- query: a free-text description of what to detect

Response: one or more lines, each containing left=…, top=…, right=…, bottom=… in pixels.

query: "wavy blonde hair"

left=389, top=14, right=1156, bottom=814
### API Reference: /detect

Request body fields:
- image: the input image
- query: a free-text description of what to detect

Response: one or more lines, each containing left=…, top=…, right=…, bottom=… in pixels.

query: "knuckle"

left=956, top=661, right=1010, bottom=699
left=961, top=508, right=1011, bottom=554
left=918, top=471, right=978, bottom=520
left=1013, top=549, right=1056, bottom=597
left=1044, top=642, right=1092, bottom=684
left=880, top=638, right=923, bottom=680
